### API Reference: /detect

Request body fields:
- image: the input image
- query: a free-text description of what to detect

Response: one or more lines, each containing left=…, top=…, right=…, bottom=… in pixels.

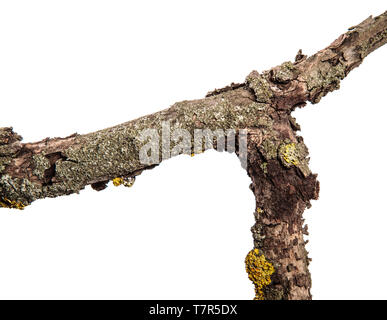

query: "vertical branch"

left=245, top=130, right=319, bottom=300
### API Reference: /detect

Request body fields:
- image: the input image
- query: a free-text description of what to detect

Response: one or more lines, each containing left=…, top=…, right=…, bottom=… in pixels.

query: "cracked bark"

left=1, top=12, right=386, bottom=299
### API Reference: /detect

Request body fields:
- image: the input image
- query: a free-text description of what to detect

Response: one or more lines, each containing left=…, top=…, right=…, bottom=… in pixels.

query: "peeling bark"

left=1, top=11, right=386, bottom=299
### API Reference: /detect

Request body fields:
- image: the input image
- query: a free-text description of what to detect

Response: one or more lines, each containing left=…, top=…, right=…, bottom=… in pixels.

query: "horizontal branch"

left=1, top=11, right=386, bottom=209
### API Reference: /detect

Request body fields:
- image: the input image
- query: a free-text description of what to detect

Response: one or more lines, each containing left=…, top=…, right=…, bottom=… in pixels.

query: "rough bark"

left=1, top=12, right=386, bottom=299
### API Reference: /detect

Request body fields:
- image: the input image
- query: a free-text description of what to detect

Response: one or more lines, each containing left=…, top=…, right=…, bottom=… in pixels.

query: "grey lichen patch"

left=0, top=174, right=42, bottom=207
left=271, top=61, right=298, bottom=84
left=255, top=109, right=274, bottom=128
left=0, top=157, right=11, bottom=174
left=0, top=144, right=19, bottom=157
left=259, top=139, right=280, bottom=160
left=246, top=71, right=273, bottom=103
left=0, top=127, right=23, bottom=175
left=0, top=130, right=32, bottom=208
left=52, top=159, right=87, bottom=188
left=171, top=96, right=270, bottom=132
left=42, top=180, right=84, bottom=199
left=306, top=61, right=346, bottom=103
left=251, top=223, right=266, bottom=250
left=61, top=131, right=141, bottom=186
left=2, top=156, right=88, bottom=208
left=32, top=154, right=51, bottom=179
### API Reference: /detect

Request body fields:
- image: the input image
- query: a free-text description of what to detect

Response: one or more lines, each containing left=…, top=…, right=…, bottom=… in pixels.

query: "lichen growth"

left=112, top=176, right=135, bottom=187
left=260, top=139, right=280, bottom=160
left=1, top=86, right=278, bottom=208
left=277, top=140, right=312, bottom=177
left=271, top=61, right=298, bottom=83
left=245, top=248, right=275, bottom=300
left=246, top=71, right=273, bottom=103
left=0, top=174, right=43, bottom=209
left=32, top=154, right=51, bottom=179
left=112, top=177, right=123, bottom=186
left=260, top=162, right=268, bottom=174
left=0, top=197, right=26, bottom=210
left=55, top=87, right=269, bottom=193
left=190, top=149, right=203, bottom=157
left=306, top=61, right=346, bottom=103
left=279, top=143, right=299, bottom=166
left=0, top=127, right=22, bottom=175
left=251, top=222, right=266, bottom=248
left=0, top=157, right=11, bottom=174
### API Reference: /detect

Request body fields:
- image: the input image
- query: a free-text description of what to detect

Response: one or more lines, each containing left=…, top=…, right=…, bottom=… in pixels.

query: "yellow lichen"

left=256, top=207, right=264, bottom=214
left=112, top=176, right=135, bottom=187
left=281, top=143, right=299, bottom=166
left=112, top=177, right=124, bottom=186
left=0, top=197, right=26, bottom=210
left=190, top=150, right=203, bottom=157
left=245, top=248, right=275, bottom=300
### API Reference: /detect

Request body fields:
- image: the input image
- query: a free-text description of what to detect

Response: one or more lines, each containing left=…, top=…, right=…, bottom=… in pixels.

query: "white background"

left=0, top=1, right=386, bottom=300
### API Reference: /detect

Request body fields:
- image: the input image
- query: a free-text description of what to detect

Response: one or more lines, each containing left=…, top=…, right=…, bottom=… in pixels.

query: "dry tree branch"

left=1, top=11, right=386, bottom=299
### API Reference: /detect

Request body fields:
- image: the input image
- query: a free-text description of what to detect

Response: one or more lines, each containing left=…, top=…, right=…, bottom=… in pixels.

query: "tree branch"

left=1, top=11, right=386, bottom=299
